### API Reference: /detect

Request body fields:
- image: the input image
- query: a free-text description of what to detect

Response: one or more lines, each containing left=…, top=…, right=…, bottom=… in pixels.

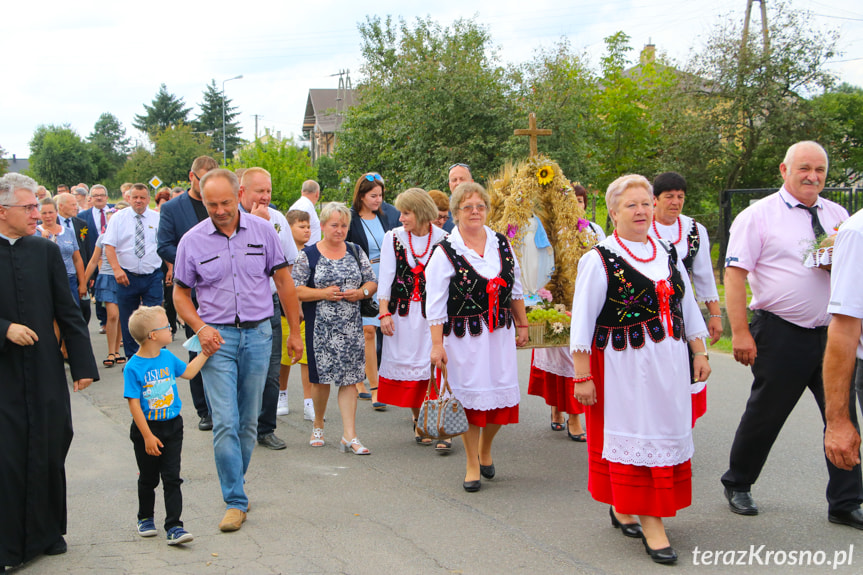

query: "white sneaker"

left=276, top=391, right=289, bottom=416
left=303, top=402, right=315, bottom=421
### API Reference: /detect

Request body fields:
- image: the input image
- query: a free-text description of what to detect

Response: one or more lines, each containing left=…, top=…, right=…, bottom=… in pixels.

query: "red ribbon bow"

left=410, top=263, right=425, bottom=301
left=655, top=279, right=674, bottom=336
left=486, top=277, right=507, bottom=332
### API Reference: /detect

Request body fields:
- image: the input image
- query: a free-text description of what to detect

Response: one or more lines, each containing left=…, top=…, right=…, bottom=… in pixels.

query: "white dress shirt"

left=102, top=207, right=161, bottom=274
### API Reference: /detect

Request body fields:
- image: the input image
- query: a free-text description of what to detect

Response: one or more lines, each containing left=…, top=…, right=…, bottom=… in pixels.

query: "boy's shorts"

left=281, top=316, right=307, bottom=365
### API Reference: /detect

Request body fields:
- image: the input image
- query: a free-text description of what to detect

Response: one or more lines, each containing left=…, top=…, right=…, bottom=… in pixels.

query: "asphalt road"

left=15, top=321, right=863, bottom=574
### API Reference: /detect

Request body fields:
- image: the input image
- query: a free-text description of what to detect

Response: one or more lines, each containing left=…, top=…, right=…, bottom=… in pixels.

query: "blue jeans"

left=201, top=320, right=272, bottom=511
left=116, top=269, right=163, bottom=357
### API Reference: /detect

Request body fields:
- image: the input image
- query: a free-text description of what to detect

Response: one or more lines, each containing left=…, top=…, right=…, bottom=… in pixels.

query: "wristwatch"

left=362, top=288, right=369, bottom=297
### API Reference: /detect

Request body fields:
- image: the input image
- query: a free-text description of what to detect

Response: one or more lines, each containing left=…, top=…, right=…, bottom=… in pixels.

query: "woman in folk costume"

left=647, top=172, right=722, bottom=425
left=376, top=189, right=448, bottom=448
left=528, top=183, right=603, bottom=440
left=427, top=182, right=530, bottom=493
left=570, top=175, right=711, bottom=564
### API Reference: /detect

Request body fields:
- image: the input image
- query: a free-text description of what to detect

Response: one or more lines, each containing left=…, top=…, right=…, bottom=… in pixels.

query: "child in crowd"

left=278, top=210, right=314, bottom=420
left=124, top=305, right=209, bottom=545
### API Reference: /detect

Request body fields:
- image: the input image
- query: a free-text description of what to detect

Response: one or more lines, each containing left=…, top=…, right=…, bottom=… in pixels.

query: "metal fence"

left=716, top=186, right=862, bottom=282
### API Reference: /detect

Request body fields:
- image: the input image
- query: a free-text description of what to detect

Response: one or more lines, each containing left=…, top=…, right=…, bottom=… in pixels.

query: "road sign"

left=149, top=176, right=162, bottom=189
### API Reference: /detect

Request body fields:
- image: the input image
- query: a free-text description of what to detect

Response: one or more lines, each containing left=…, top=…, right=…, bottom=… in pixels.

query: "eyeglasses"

left=364, top=173, right=384, bottom=184
left=1, top=203, right=40, bottom=212
left=150, top=325, right=172, bottom=334
left=459, top=204, right=487, bottom=213
left=448, top=163, right=471, bottom=173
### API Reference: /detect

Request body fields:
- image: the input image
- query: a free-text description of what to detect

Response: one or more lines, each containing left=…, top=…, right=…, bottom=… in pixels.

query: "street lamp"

left=221, top=75, right=243, bottom=164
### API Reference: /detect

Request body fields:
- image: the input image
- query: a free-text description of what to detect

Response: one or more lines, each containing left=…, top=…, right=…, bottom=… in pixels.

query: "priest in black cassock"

left=0, top=173, right=99, bottom=571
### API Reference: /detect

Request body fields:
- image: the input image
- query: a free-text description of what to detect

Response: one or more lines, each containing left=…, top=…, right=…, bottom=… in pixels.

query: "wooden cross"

left=514, top=113, right=552, bottom=158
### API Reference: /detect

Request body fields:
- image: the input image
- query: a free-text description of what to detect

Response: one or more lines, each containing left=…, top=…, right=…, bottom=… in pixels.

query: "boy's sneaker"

left=276, top=391, right=289, bottom=416
left=137, top=518, right=157, bottom=537
left=166, top=526, right=194, bottom=546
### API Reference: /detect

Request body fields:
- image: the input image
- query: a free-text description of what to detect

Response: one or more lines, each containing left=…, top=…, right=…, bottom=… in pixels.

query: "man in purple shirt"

left=721, top=141, right=863, bottom=529
left=173, top=169, right=302, bottom=533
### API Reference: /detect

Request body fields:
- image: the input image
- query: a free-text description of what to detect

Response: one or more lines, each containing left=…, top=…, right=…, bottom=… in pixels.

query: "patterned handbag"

left=416, top=365, right=469, bottom=440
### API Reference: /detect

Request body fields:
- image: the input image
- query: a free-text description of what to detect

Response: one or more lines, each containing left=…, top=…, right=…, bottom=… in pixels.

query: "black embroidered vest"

left=593, top=243, right=686, bottom=351
left=438, top=232, right=515, bottom=337
left=388, top=234, right=440, bottom=318
left=681, top=219, right=700, bottom=275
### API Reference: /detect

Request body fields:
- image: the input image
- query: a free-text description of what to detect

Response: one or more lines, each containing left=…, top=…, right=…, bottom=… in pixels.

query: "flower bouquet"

left=524, top=288, right=571, bottom=348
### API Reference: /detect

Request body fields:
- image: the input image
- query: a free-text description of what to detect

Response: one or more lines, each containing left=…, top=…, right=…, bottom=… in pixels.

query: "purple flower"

left=507, top=224, right=518, bottom=238
left=577, top=218, right=589, bottom=232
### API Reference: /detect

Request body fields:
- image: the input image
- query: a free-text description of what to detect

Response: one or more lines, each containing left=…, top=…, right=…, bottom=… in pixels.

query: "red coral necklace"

left=408, top=225, right=433, bottom=260
left=614, top=230, right=657, bottom=263
left=652, top=217, right=683, bottom=245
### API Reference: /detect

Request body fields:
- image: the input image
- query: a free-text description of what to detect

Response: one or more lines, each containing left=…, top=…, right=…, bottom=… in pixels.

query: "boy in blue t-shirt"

left=124, top=305, right=209, bottom=545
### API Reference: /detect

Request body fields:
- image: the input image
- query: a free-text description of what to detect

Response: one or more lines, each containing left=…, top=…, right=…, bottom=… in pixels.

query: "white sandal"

left=310, top=428, right=324, bottom=447
left=339, top=437, right=370, bottom=455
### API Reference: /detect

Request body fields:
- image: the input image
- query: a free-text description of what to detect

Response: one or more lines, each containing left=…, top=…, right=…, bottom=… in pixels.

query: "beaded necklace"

left=613, top=230, right=657, bottom=263
left=651, top=217, right=683, bottom=245
left=407, top=225, right=433, bottom=261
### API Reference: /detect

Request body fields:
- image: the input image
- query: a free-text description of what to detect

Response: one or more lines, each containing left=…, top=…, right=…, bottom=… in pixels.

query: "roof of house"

left=303, top=89, right=358, bottom=134
left=3, top=156, right=30, bottom=174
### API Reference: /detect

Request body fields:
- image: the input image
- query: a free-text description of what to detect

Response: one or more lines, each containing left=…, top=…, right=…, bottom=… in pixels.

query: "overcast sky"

left=3, top=0, right=861, bottom=160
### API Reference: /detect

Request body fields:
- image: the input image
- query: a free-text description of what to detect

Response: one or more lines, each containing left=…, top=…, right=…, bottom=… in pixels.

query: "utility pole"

left=252, top=114, right=263, bottom=140
left=742, top=0, right=769, bottom=54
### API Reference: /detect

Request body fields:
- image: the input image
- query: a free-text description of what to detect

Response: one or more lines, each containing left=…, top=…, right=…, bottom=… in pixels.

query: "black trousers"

left=258, top=296, right=282, bottom=438
left=721, top=311, right=863, bottom=513
left=130, top=416, right=184, bottom=530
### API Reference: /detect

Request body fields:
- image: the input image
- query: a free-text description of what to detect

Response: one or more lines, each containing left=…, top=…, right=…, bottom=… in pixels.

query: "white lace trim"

left=686, top=329, right=709, bottom=341
left=380, top=364, right=431, bottom=380
left=602, top=433, right=693, bottom=467
left=446, top=226, right=500, bottom=259
left=697, top=296, right=720, bottom=304
left=427, top=317, right=447, bottom=326
left=452, top=386, right=520, bottom=411
left=570, top=344, right=593, bottom=354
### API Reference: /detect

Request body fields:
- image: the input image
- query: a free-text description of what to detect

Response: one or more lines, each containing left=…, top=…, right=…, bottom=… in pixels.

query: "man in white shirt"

left=238, top=168, right=298, bottom=451
left=824, top=208, right=863, bottom=475
left=288, top=180, right=320, bottom=246
left=103, top=183, right=162, bottom=358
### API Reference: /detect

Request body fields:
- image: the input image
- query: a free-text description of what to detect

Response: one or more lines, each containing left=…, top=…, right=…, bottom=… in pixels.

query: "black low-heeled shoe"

left=641, top=536, right=678, bottom=564
left=480, top=463, right=495, bottom=479
left=463, top=479, right=481, bottom=492
left=609, top=506, right=643, bottom=538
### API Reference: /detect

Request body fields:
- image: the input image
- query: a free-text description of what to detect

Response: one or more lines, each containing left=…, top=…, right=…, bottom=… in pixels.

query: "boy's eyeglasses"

left=150, top=325, right=172, bottom=334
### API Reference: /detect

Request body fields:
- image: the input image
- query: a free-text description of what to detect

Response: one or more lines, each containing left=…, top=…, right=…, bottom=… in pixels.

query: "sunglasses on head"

left=364, top=173, right=384, bottom=184
left=448, top=163, right=471, bottom=172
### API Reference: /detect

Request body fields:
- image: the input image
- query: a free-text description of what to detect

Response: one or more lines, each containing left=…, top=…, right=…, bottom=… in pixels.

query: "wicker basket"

left=519, top=322, right=566, bottom=349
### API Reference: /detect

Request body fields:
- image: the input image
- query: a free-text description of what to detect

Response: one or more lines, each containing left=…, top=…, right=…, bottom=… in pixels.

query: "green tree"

left=89, top=112, right=131, bottom=170
left=314, top=155, right=346, bottom=200
left=28, top=124, right=98, bottom=188
left=115, top=125, right=215, bottom=187
left=337, top=15, right=515, bottom=190
left=195, top=80, right=243, bottom=160
left=133, top=84, right=192, bottom=140
left=811, top=83, right=863, bottom=186
left=0, top=145, right=7, bottom=176
left=684, top=1, right=839, bottom=191
left=508, top=39, right=599, bottom=185
left=228, top=137, right=317, bottom=210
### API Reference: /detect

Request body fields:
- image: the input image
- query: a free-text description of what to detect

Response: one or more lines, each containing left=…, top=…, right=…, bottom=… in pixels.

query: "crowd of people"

left=3, top=139, right=863, bottom=570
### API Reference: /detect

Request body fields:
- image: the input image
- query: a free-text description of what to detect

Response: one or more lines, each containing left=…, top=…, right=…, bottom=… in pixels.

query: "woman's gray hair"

left=450, top=182, right=489, bottom=224
left=320, top=202, right=351, bottom=230
left=0, top=173, right=38, bottom=205
left=605, top=174, right=653, bottom=214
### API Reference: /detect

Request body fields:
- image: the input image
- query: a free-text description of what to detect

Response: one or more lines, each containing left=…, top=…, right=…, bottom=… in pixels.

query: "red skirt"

left=465, top=405, right=519, bottom=427
left=586, top=347, right=692, bottom=517
left=691, top=387, right=707, bottom=427
left=377, top=376, right=435, bottom=409
left=527, top=351, right=585, bottom=415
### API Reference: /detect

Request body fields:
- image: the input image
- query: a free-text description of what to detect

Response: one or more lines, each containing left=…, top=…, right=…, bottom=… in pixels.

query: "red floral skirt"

left=527, top=351, right=585, bottom=415
left=377, top=376, right=435, bottom=409
left=586, top=347, right=692, bottom=517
